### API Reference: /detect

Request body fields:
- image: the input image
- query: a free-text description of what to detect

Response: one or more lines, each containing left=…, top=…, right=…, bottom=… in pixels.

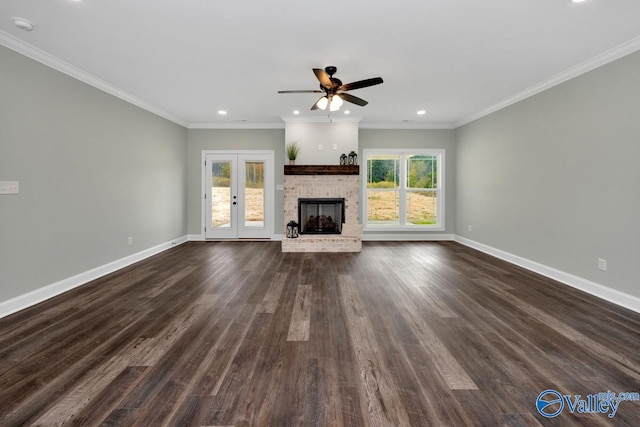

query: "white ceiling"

left=1, top=0, right=640, bottom=128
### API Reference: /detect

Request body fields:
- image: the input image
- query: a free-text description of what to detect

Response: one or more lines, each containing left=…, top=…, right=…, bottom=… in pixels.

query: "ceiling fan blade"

left=339, top=92, right=368, bottom=107
left=313, top=68, right=334, bottom=88
left=339, top=77, right=384, bottom=91
left=278, top=90, right=323, bottom=94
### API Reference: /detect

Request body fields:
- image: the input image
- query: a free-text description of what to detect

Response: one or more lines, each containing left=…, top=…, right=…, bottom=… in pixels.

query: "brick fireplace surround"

left=282, top=165, right=361, bottom=252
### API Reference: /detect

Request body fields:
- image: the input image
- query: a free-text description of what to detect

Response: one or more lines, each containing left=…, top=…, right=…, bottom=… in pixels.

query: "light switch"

left=332, top=144, right=338, bottom=150
left=0, top=181, right=19, bottom=194
left=318, top=144, right=324, bottom=151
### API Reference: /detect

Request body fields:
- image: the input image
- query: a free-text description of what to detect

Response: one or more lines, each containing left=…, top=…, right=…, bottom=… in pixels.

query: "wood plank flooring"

left=0, top=241, right=639, bottom=426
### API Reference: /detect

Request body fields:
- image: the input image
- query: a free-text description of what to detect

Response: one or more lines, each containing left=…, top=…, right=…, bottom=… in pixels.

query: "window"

left=363, top=149, right=444, bottom=230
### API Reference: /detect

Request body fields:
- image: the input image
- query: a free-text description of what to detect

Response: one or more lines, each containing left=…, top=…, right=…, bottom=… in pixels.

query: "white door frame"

left=201, top=150, right=275, bottom=239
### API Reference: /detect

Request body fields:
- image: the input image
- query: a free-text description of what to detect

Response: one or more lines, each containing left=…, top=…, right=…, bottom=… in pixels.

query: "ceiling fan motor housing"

left=325, top=66, right=337, bottom=76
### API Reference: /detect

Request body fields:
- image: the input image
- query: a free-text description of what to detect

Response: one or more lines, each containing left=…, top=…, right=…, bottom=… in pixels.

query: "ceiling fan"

left=278, top=66, right=383, bottom=111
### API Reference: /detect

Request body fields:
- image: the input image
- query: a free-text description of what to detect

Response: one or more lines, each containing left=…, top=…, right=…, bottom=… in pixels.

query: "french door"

left=204, top=151, right=274, bottom=239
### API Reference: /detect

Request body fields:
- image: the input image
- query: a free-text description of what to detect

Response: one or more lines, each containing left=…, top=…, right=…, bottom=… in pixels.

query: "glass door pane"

left=205, top=154, right=237, bottom=239
left=211, top=160, right=232, bottom=229
left=243, top=161, right=265, bottom=228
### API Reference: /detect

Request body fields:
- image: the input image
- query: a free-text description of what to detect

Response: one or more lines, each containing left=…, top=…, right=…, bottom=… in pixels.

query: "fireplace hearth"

left=298, top=198, right=344, bottom=234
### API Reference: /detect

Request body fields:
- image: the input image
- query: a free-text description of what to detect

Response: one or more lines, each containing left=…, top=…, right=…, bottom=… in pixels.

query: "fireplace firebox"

left=298, top=198, right=345, bottom=234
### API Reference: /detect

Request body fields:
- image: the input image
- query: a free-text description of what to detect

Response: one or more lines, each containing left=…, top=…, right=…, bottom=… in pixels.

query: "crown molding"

left=189, top=119, right=456, bottom=130
left=188, top=122, right=285, bottom=129
left=359, top=122, right=456, bottom=130
left=281, top=115, right=363, bottom=124
left=0, top=30, right=188, bottom=128
left=456, top=35, right=640, bottom=128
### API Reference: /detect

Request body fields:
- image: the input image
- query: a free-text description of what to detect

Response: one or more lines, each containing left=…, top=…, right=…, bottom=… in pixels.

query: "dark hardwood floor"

left=1, top=241, right=639, bottom=426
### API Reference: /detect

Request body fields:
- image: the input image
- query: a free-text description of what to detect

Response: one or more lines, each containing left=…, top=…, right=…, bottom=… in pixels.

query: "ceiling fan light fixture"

left=316, top=96, right=329, bottom=110
left=329, top=95, right=344, bottom=112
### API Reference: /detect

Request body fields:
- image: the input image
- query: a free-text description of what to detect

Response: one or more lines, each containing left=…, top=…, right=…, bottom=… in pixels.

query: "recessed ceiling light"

left=417, top=110, right=427, bottom=115
left=13, top=17, right=34, bottom=32
left=217, top=110, right=227, bottom=115
left=344, top=110, right=350, bottom=115
left=293, top=110, right=300, bottom=115
left=572, top=0, right=586, bottom=3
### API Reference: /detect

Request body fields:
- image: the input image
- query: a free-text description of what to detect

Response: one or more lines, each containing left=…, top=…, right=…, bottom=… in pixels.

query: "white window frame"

left=361, top=148, right=445, bottom=231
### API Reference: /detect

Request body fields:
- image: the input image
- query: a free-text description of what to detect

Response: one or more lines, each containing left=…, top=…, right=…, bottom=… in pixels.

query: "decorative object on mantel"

left=348, top=151, right=358, bottom=165
left=286, top=221, right=299, bottom=238
left=340, top=153, right=347, bottom=165
left=286, top=141, right=299, bottom=165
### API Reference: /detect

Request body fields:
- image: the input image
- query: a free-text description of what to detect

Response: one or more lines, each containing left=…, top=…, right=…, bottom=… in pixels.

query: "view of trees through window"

left=366, top=152, right=440, bottom=227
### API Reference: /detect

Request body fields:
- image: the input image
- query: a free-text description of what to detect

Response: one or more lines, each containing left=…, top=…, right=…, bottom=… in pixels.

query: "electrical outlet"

left=318, top=144, right=324, bottom=151
left=468, top=225, right=472, bottom=232
left=598, top=258, right=607, bottom=271
left=128, top=237, right=133, bottom=246
left=332, top=144, right=338, bottom=150
left=0, top=181, right=19, bottom=194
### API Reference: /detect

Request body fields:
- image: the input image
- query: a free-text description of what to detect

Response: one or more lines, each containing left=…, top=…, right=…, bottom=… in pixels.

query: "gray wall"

left=456, top=51, right=640, bottom=298
left=0, top=45, right=188, bottom=303
left=359, top=129, right=456, bottom=236
left=187, top=129, right=286, bottom=236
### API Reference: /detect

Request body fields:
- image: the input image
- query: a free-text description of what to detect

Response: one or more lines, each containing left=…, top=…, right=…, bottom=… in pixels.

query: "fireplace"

left=298, top=198, right=345, bottom=234
left=283, top=165, right=360, bottom=252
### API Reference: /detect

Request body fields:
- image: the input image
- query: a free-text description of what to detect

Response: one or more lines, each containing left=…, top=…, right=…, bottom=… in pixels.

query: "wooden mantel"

left=284, top=165, right=359, bottom=175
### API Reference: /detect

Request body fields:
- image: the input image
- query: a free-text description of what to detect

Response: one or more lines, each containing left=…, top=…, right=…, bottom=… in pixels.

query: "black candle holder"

left=348, top=151, right=358, bottom=165
left=286, top=221, right=299, bottom=238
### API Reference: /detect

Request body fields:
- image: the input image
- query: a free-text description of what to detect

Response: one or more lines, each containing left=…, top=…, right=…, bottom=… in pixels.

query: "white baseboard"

left=454, top=235, right=640, bottom=314
left=0, top=235, right=188, bottom=319
left=363, top=233, right=455, bottom=241
left=188, top=234, right=283, bottom=241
